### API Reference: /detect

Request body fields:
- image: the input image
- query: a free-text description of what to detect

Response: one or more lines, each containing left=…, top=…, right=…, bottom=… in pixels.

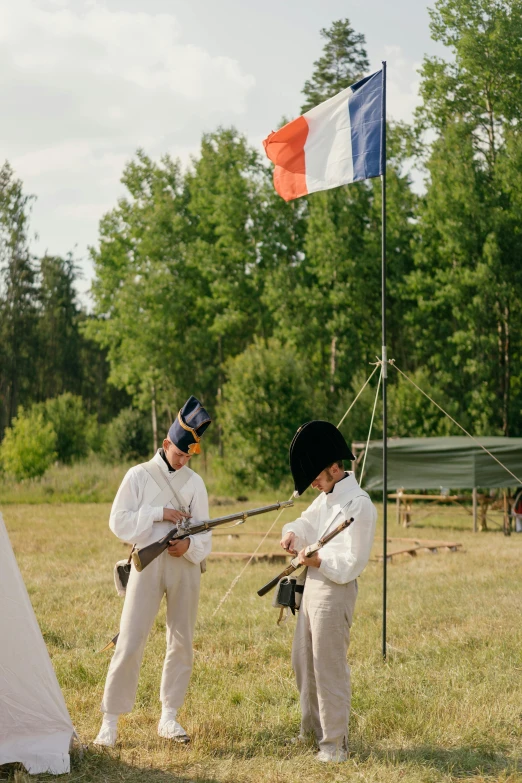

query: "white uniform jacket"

left=282, top=472, right=377, bottom=584
left=109, top=450, right=211, bottom=566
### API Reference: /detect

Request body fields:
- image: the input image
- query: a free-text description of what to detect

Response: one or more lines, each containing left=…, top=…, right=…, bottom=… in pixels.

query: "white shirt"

left=109, top=450, right=211, bottom=565
left=282, top=472, right=377, bottom=584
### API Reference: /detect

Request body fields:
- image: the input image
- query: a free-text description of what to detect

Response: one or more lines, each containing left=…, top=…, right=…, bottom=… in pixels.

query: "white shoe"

left=157, top=718, right=190, bottom=743
left=93, top=726, right=117, bottom=748
left=315, top=749, right=347, bottom=763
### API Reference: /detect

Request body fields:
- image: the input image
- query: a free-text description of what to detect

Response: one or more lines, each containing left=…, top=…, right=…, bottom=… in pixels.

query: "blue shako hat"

left=168, top=396, right=211, bottom=455
left=289, top=420, right=355, bottom=496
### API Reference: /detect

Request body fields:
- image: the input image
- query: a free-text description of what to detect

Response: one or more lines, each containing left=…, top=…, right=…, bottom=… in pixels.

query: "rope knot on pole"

left=370, top=356, right=394, bottom=368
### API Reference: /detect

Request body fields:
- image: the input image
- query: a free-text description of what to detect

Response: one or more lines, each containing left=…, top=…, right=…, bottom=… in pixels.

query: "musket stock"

left=132, top=538, right=169, bottom=571
left=257, top=517, right=355, bottom=597
left=257, top=557, right=300, bottom=596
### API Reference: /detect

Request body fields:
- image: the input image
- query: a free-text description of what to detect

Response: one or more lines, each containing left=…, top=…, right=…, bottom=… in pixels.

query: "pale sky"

left=0, top=0, right=441, bottom=303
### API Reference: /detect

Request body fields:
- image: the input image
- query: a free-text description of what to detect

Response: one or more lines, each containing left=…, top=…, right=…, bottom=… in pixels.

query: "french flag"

left=263, top=70, right=384, bottom=202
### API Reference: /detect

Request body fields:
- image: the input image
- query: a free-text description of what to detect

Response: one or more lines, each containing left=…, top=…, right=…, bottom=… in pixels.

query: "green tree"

left=88, top=132, right=272, bottom=451
left=219, top=340, right=317, bottom=489
left=301, top=19, right=369, bottom=112
left=417, top=0, right=522, bottom=163
left=37, top=393, right=91, bottom=464
left=0, top=165, right=122, bottom=441
left=387, top=369, right=462, bottom=437
left=86, top=150, right=199, bottom=446
left=0, top=406, right=57, bottom=480
left=36, top=254, right=83, bottom=400
left=408, top=0, right=522, bottom=435
left=185, top=127, right=271, bottom=441
left=102, top=407, right=151, bottom=463
left=0, top=162, right=38, bottom=435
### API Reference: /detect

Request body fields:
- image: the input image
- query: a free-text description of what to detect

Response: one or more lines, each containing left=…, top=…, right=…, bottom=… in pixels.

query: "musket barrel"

left=206, top=500, right=294, bottom=527
left=132, top=499, right=294, bottom=573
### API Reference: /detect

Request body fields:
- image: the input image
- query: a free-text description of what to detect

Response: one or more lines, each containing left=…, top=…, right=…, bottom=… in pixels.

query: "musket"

left=132, top=500, right=294, bottom=572
left=100, top=500, right=294, bottom=651
left=257, top=517, right=355, bottom=597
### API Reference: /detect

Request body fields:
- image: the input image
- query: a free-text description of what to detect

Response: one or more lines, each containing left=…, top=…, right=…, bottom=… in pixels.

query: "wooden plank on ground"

left=212, top=531, right=280, bottom=537
left=388, top=493, right=470, bottom=502
left=373, top=538, right=462, bottom=562
left=378, top=536, right=462, bottom=549
left=374, top=545, right=423, bottom=561
left=208, top=551, right=289, bottom=563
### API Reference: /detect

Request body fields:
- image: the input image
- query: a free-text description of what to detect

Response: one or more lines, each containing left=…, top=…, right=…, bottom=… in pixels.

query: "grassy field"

left=0, top=454, right=291, bottom=505
left=0, top=459, right=132, bottom=504
left=1, top=494, right=521, bottom=783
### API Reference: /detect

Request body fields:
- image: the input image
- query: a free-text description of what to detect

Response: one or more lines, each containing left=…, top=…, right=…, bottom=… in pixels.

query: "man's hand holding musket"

left=280, top=531, right=322, bottom=568
left=166, top=538, right=190, bottom=557
left=162, top=508, right=191, bottom=557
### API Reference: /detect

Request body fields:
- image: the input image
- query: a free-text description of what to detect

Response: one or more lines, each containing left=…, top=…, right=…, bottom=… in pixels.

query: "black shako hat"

left=168, top=396, right=211, bottom=455
left=289, top=420, right=355, bottom=496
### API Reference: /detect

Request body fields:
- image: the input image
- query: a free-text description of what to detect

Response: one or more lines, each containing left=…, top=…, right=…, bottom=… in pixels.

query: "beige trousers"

left=292, top=570, right=358, bottom=754
left=101, top=551, right=201, bottom=714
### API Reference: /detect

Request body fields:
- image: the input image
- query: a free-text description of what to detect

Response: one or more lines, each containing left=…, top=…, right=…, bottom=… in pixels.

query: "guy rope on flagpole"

left=389, top=360, right=522, bottom=486
left=359, top=366, right=383, bottom=486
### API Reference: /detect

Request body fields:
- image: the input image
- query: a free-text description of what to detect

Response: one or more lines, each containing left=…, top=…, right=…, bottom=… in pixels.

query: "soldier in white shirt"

left=280, top=420, right=377, bottom=763
left=94, top=396, right=212, bottom=748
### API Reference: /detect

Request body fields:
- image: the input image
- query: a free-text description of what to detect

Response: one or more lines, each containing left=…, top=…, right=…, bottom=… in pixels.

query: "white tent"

left=0, top=511, right=75, bottom=775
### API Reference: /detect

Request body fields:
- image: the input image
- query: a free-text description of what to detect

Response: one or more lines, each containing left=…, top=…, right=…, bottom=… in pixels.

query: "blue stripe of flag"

left=348, top=70, right=384, bottom=183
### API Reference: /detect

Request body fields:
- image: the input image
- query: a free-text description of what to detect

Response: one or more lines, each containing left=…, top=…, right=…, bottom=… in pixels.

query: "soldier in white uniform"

left=280, top=420, right=377, bottom=763
left=94, top=396, right=212, bottom=747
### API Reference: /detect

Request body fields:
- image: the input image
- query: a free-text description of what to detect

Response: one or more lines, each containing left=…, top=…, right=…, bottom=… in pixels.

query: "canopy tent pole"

left=381, top=60, right=388, bottom=661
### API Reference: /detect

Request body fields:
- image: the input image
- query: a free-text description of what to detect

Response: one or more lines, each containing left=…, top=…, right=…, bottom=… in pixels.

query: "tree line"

left=2, top=0, right=522, bottom=487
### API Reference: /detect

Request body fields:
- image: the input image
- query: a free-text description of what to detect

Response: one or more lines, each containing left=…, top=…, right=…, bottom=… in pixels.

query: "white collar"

left=325, top=472, right=361, bottom=506
left=152, top=450, right=192, bottom=481
left=153, top=449, right=175, bottom=475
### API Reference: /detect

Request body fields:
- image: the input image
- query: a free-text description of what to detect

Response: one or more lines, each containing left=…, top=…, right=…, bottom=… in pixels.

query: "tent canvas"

left=0, top=511, right=74, bottom=775
left=360, top=436, right=522, bottom=490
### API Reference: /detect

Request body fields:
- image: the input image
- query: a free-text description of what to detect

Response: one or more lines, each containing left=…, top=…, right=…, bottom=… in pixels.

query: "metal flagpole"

left=381, top=60, right=388, bottom=661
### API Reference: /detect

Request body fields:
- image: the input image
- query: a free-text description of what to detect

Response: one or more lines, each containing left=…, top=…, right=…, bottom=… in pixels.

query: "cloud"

left=368, top=46, right=422, bottom=126
left=0, top=0, right=255, bottom=283
left=381, top=45, right=422, bottom=124
left=0, top=1, right=255, bottom=138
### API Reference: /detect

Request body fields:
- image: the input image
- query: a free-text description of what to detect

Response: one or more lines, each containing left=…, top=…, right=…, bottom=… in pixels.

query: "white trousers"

left=292, top=570, right=358, bottom=754
left=101, top=551, right=200, bottom=715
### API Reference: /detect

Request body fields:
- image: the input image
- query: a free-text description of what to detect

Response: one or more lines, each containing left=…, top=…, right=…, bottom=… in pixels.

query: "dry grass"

left=1, top=495, right=521, bottom=783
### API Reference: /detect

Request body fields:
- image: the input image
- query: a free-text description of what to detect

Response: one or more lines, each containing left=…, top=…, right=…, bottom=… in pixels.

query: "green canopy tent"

left=358, top=436, right=522, bottom=531
left=361, top=437, right=522, bottom=490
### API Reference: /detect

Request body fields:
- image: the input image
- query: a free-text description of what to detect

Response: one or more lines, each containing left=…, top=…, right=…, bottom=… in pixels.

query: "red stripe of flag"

left=263, top=115, right=309, bottom=202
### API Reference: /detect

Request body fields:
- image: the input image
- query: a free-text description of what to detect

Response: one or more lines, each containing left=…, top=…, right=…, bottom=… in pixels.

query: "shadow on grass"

left=0, top=747, right=222, bottom=783
left=2, top=742, right=519, bottom=782
left=356, top=744, right=521, bottom=779
left=206, top=729, right=521, bottom=780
